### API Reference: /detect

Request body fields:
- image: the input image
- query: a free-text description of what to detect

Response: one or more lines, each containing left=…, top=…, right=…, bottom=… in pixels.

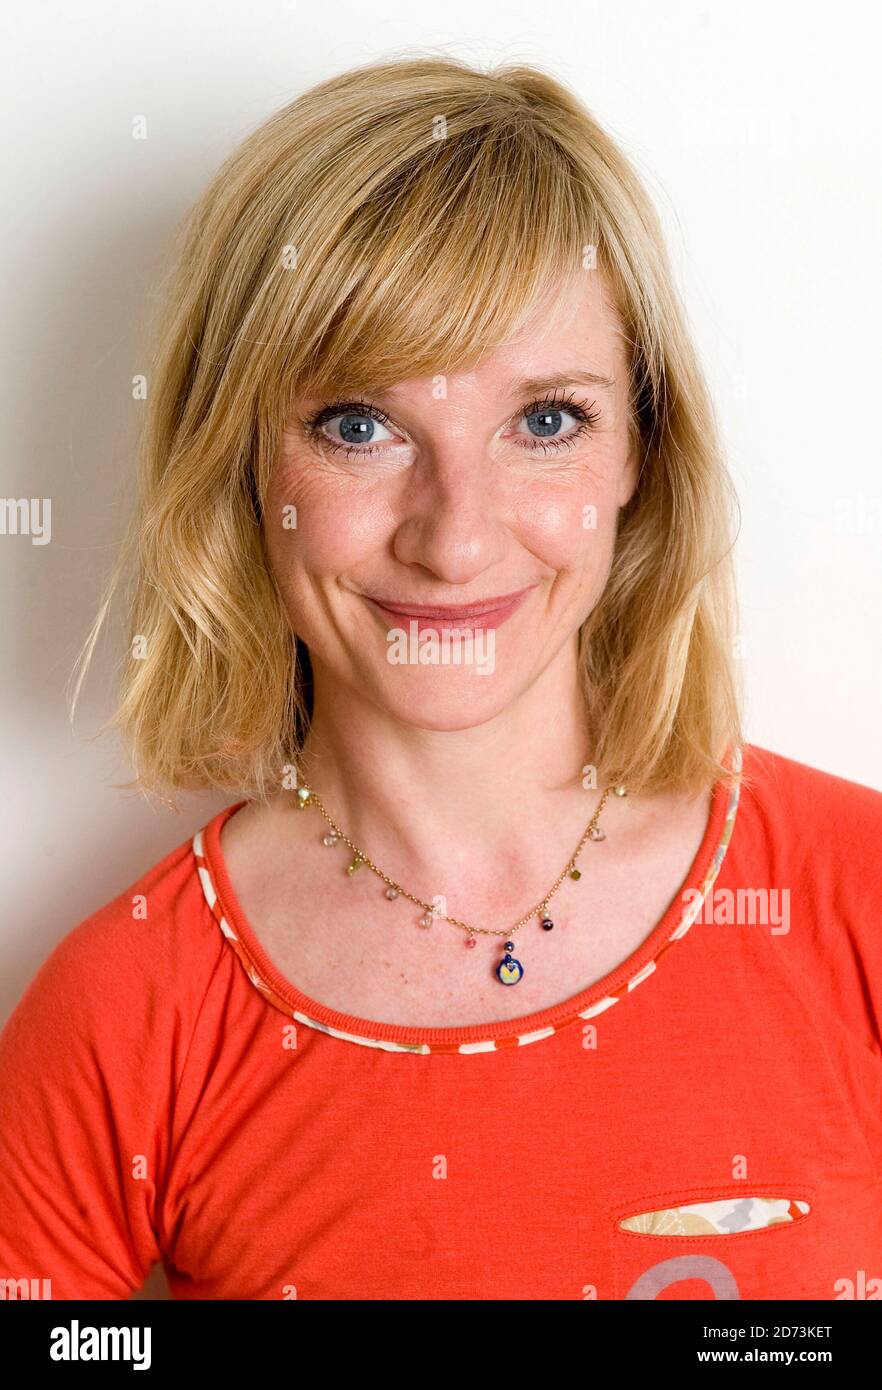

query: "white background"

left=1, top=0, right=880, bottom=1034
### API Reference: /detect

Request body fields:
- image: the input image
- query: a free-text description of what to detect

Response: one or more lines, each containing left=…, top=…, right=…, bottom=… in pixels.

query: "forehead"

left=381, top=269, right=628, bottom=403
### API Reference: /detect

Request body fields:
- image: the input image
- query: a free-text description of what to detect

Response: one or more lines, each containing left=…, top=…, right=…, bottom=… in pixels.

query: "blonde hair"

left=71, top=53, right=746, bottom=807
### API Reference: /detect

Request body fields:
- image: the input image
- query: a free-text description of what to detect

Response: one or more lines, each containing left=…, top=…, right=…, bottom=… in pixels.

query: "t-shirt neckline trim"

left=192, top=747, right=742, bottom=1056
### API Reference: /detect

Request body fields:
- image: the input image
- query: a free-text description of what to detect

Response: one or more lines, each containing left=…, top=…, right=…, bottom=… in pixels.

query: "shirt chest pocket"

left=610, top=1182, right=818, bottom=1300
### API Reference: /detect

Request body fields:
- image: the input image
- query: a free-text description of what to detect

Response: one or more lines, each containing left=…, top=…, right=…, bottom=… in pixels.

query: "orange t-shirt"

left=2, top=742, right=882, bottom=1301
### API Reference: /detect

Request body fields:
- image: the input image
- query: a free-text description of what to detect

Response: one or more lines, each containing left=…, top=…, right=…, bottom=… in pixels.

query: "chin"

left=369, top=671, right=523, bottom=732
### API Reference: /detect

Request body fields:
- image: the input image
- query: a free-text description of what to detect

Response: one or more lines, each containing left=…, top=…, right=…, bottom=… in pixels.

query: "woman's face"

left=264, top=270, right=639, bottom=730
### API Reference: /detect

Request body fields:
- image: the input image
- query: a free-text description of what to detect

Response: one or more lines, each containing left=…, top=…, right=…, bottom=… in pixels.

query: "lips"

left=363, top=585, right=535, bottom=632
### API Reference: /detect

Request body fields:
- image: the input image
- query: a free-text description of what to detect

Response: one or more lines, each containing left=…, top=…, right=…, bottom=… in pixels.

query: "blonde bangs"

left=271, top=133, right=596, bottom=403
left=217, top=68, right=607, bottom=471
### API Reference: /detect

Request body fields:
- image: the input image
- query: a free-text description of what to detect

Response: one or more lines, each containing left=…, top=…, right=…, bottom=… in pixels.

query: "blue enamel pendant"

left=496, top=941, right=523, bottom=986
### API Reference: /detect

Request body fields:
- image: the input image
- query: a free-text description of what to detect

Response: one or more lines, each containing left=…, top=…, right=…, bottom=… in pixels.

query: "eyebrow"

left=310, top=368, right=617, bottom=403
left=365, top=368, right=617, bottom=401
left=506, top=370, right=617, bottom=396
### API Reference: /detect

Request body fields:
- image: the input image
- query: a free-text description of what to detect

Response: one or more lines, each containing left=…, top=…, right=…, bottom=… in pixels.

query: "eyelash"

left=299, top=389, right=602, bottom=460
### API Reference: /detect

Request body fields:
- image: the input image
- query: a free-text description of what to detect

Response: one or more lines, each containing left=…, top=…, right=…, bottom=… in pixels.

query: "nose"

left=391, top=442, right=509, bottom=585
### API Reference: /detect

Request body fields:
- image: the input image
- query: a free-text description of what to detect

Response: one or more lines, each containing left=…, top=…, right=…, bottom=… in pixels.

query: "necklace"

left=294, top=778, right=628, bottom=986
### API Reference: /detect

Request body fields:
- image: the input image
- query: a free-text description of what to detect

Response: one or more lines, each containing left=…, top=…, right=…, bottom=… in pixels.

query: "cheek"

left=509, top=479, right=620, bottom=574
left=263, top=466, right=393, bottom=577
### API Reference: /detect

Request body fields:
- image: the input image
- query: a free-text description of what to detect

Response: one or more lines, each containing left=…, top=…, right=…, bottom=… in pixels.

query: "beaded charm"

left=296, top=777, right=619, bottom=975
left=496, top=942, right=524, bottom=986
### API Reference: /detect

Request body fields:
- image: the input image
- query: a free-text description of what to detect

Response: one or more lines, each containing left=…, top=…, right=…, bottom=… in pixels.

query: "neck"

left=294, top=643, right=608, bottom=914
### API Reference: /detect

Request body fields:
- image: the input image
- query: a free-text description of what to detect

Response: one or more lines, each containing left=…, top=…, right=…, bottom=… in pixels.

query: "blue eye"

left=338, top=413, right=374, bottom=444
left=514, top=398, right=600, bottom=451
left=524, top=407, right=567, bottom=439
left=302, top=392, right=601, bottom=460
left=325, top=411, right=395, bottom=448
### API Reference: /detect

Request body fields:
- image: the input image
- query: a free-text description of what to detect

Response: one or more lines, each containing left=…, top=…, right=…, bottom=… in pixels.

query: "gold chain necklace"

left=294, top=778, right=627, bottom=986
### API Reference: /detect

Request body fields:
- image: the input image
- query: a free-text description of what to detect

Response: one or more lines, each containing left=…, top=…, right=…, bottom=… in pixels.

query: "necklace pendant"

left=496, top=941, right=524, bottom=986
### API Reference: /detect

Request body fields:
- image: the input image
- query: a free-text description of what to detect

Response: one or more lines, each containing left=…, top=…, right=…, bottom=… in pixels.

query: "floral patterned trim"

left=619, top=1196, right=811, bottom=1236
left=192, top=747, right=742, bottom=1056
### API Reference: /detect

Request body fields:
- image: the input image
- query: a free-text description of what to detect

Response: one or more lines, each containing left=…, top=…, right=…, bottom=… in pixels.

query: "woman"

left=1, top=55, right=880, bottom=1303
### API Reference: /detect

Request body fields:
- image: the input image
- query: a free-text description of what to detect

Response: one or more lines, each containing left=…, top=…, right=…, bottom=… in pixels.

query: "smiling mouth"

left=362, top=585, right=536, bottom=631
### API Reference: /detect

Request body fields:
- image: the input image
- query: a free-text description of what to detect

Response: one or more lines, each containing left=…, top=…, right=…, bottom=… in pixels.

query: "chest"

left=162, top=928, right=882, bottom=1300
left=242, top=792, right=715, bottom=1027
